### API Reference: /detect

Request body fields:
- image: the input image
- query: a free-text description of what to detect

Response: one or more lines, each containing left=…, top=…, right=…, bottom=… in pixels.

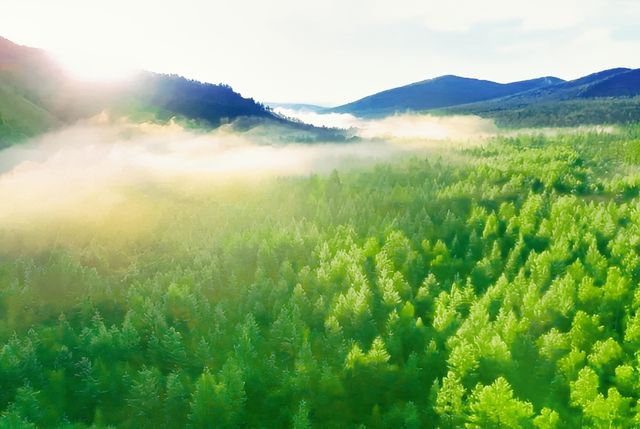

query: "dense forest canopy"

left=3, top=125, right=640, bottom=427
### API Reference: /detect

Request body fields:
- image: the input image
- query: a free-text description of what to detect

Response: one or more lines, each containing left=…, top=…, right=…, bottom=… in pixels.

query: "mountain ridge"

left=329, top=74, right=566, bottom=116
left=442, top=67, right=640, bottom=112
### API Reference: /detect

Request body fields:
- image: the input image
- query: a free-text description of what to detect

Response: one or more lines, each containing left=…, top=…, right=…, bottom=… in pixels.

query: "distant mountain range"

left=449, top=68, right=640, bottom=109
left=330, top=68, right=640, bottom=126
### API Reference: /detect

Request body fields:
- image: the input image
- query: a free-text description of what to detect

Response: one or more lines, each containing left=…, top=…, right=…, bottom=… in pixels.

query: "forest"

left=3, top=125, right=640, bottom=428
left=440, top=97, right=640, bottom=129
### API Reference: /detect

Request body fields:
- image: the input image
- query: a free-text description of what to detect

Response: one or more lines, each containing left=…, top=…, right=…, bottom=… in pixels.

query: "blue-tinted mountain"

left=330, top=75, right=565, bottom=116
left=475, top=68, right=635, bottom=105
left=577, top=68, right=640, bottom=98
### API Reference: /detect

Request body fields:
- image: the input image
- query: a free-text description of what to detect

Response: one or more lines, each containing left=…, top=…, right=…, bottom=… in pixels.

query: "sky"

left=1, top=0, right=640, bottom=106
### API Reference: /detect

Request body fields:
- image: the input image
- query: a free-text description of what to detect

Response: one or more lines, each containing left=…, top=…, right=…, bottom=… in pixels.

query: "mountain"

left=470, top=68, right=635, bottom=105
left=581, top=69, right=640, bottom=98
left=0, top=36, right=282, bottom=147
left=442, top=67, right=640, bottom=127
left=330, top=75, right=565, bottom=117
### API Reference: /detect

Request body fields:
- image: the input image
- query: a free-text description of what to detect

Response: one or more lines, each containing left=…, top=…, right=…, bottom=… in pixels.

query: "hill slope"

left=576, top=68, right=640, bottom=98
left=330, top=75, right=564, bottom=117
left=0, top=74, right=61, bottom=143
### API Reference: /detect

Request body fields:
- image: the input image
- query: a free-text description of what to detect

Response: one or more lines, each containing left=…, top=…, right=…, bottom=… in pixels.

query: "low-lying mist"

left=0, top=111, right=500, bottom=253
left=4, top=108, right=614, bottom=256
left=274, top=107, right=498, bottom=139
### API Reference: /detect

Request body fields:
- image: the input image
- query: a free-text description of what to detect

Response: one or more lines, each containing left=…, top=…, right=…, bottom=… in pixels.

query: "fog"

left=273, top=107, right=498, bottom=140
left=0, top=112, right=497, bottom=231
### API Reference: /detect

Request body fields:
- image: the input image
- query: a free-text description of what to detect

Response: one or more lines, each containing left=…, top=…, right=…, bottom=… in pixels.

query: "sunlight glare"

left=54, top=50, right=135, bottom=82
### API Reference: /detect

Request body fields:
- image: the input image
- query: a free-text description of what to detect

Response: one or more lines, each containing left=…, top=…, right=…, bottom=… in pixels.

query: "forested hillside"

left=3, top=126, right=640, bottom=427
left=440, top=97, right=640, bottom=128
left=0, top=36, right=277, bottom=147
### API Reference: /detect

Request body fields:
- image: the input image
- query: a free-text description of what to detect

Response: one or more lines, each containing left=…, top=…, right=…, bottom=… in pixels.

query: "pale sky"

left=2, top=0, right=640, bottom=105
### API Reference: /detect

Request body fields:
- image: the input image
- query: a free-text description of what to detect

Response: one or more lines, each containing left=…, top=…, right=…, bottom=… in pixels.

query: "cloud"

left=274, top=107, right=497, bottom=140
left=274, top=108, right=363, bottom=129
left=0, top=111, right=503, bottom=230
left=0, top=118, right=395, bottom=227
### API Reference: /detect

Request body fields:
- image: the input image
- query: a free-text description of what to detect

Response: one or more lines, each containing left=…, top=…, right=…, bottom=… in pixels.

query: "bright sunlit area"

left=53, top=49, right=136, bottom=82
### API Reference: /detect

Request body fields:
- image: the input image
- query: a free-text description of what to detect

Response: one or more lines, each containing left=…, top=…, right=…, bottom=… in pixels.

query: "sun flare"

left=54, top=50, right=134, bottom=82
